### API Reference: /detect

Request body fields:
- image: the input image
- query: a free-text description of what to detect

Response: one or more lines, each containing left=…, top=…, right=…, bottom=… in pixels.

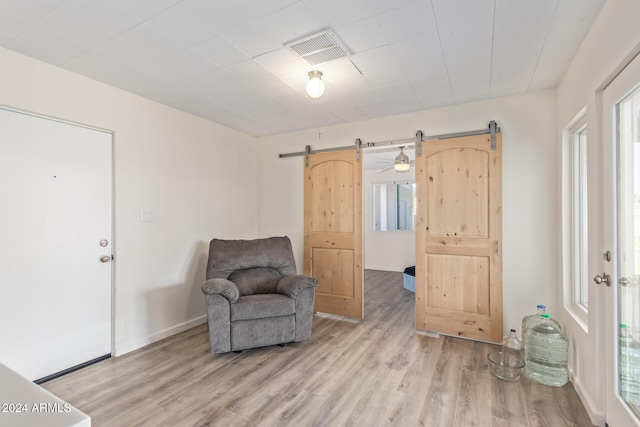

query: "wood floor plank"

left=552, top=382, right=595, bottom=427
left=520, top=375, right=572, bottom=427
left=40, top=269, right=595, bottom=427
left=490, top=373, right=529, bottom=426
left=453, top=368, right=493, bottom=427
left=418, top=351, right=464, bottom=426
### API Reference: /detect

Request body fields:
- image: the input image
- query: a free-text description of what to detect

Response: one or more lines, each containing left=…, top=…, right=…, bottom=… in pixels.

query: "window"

left=565, top=112, right=589, bottom=317
left=372, top=181, right=416, bottom=231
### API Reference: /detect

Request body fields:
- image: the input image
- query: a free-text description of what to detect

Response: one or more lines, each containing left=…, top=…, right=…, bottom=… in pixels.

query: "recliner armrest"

left=276, top=275, right=318, bottom=298
left=202, top=278, right=240, bottom=303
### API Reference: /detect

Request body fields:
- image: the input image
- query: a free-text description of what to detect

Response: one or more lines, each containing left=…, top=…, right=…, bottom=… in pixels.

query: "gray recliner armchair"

left=201, top=236, right=318, bottom=354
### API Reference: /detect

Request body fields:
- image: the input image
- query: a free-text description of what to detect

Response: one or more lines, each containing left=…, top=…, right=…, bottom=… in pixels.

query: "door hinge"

left=355, top=138, right=362, bottom=163
left=416, top=130, right=423, bottom=157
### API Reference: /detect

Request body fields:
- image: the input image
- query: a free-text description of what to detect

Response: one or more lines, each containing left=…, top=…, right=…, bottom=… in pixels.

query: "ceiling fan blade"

left=376, top=165, right=395, bottom=173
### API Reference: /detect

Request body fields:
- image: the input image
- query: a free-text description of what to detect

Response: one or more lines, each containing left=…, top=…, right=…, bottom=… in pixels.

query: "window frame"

left=563, top=108, right=589, bottom=326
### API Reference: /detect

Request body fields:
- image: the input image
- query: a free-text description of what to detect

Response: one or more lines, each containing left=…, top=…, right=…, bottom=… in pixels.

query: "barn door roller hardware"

left=279, top=121, right=500, bottom=161
left=421, top=121, right=500, bottom=151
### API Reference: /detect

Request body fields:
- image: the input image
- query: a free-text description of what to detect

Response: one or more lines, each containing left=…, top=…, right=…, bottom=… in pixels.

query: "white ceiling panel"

left=494, top=0, right=557, bottom=39
left=437, top=12, right=494, bottom=52
left=0, top=0, right=605, bottom=136
left=254, top=48, right=306, bottom=78
left=316, top=59, right=365, bottom=85
left=452, top=80, right=491, bottom=105
left=492, top=31, right=546, bottom=58
left=351, top=45, right=406, bottom=88
left=332, top=107, right=370, bottom=123
left=64, top=50, right=130, bottom=83
left=225, top=60, right=275, bottom=82
left=92, top=23, right=184, bottom=69
left=57, top=0, right=140, bottom=37
left=0, top=0, right=63, bottom=41
left=105, top=0, right=183, bottom=21
left=139, top=49, right=219, bottom=82
left=412, top=84, right=455, bottom=109
left=375, top=83, right=417, bottom=103
left=190, top=36, right=251, bottom=68
left=528, top=42, right=575, bottom=91
left=302, top=0, right=374, bottom=29
left=145, top=0, right=230, bottom=47
left=376, top=1, right=437, bottom=44
left=16, top=9, right=112, bottom=53
left=5, top=25, right=89, bottom=66
left=391, top=32, right=449, bottom=86
left=444, top=42, right=492, bottom=87
left=368, top=0, right=420, bottom=16
left=490, top=52, right=538, bottom=97
left=223, top=2, right=323, bottom=58
left=431, top=0, right=495, bottom=27
left=357, top=101, right=396, bottom=120
left=335, top=17, right=388, bottom=53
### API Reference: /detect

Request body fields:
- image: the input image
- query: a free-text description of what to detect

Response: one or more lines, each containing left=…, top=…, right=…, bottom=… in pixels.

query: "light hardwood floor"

left=44, top=270, right=595, bottom=426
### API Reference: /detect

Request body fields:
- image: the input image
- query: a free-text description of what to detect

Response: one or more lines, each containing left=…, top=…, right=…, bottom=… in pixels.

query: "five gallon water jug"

left=502, top=329, right=522, bottom=359
left=521, top=304, right=546, bottom=342
left=524, top=314, right=568, bottom=387
left=619, top=324, right=640, bottom=405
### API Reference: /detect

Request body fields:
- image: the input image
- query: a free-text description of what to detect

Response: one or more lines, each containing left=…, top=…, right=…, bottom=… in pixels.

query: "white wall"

left=0, top=47, right=258, bottom=356
left=363, top=166, right=415, bottom=272
left=257, top=89, right=558, bottom=337
left=556, top=0, right=640, bottom=424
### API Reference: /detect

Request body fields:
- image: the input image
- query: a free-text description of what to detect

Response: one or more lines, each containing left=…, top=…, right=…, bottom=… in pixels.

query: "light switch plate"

left=140, top=209, right=154, bottom=222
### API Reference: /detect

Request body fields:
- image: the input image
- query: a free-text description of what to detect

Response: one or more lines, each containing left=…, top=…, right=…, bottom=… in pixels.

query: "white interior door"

left=602, top=53, right=640, bottom=427
left=0, top=108, right=112, bottom=381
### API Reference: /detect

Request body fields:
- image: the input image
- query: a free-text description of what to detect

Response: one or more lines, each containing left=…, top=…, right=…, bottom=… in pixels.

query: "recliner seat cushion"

left=230, top=294, right=295, bottom=321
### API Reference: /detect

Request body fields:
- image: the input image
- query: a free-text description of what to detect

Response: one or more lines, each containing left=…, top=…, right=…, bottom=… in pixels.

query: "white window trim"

left=562, top=108, right=589, bottom=331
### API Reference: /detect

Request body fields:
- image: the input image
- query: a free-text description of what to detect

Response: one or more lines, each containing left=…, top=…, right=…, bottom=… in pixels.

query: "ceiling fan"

left=376, top=146, right=414, bottom=173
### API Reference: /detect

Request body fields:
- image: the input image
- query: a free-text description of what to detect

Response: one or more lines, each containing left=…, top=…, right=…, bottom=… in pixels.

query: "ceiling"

left=0, top=0, right=604, bottom=137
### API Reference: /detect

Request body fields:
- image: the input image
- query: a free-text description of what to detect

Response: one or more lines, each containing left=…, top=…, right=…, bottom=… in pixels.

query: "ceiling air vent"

left=287, top=30, right=350, bottom=66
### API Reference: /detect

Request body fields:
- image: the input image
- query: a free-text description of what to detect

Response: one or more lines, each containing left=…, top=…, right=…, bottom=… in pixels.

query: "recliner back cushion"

left=206, top=236, right=297, bottom=281
left=228, top=268, right=281, bottom=296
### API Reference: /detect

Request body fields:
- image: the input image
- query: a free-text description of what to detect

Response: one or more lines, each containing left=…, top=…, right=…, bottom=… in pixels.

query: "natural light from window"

left=569, top=117, right=589, bottom=314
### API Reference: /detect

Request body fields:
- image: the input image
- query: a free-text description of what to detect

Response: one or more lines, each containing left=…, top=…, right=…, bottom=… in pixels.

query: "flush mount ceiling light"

left=306, top=70, right=325, bottom=99
left=394, top=147, right=410, bottom=172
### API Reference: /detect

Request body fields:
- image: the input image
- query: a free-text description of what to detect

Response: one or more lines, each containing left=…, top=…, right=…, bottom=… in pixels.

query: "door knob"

left=593, top=273, right=611, bottom=286
left=100, top=255, right=112, bottom=263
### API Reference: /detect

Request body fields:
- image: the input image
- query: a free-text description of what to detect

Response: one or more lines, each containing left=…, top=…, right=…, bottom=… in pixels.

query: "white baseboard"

left=113, top=315, right=207, bottom=357
left=570, top=372, right=605, bottom=426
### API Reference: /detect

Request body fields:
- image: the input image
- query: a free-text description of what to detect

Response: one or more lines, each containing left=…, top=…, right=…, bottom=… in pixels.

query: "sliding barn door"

left=415, top=133, right=502, bottom=342
left=304, top=149, right=364, bottom=319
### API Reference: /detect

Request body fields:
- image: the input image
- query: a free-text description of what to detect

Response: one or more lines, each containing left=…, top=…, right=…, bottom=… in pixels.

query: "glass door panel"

left=604, top=52, right=640, bottom=427
left=617, top=85, right=640, bottom=418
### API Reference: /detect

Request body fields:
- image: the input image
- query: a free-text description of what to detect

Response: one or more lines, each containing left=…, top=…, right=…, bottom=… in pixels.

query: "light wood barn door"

left=304, top=149, right=364, bottom=319
left=415, top=133, right=502, bottom=342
